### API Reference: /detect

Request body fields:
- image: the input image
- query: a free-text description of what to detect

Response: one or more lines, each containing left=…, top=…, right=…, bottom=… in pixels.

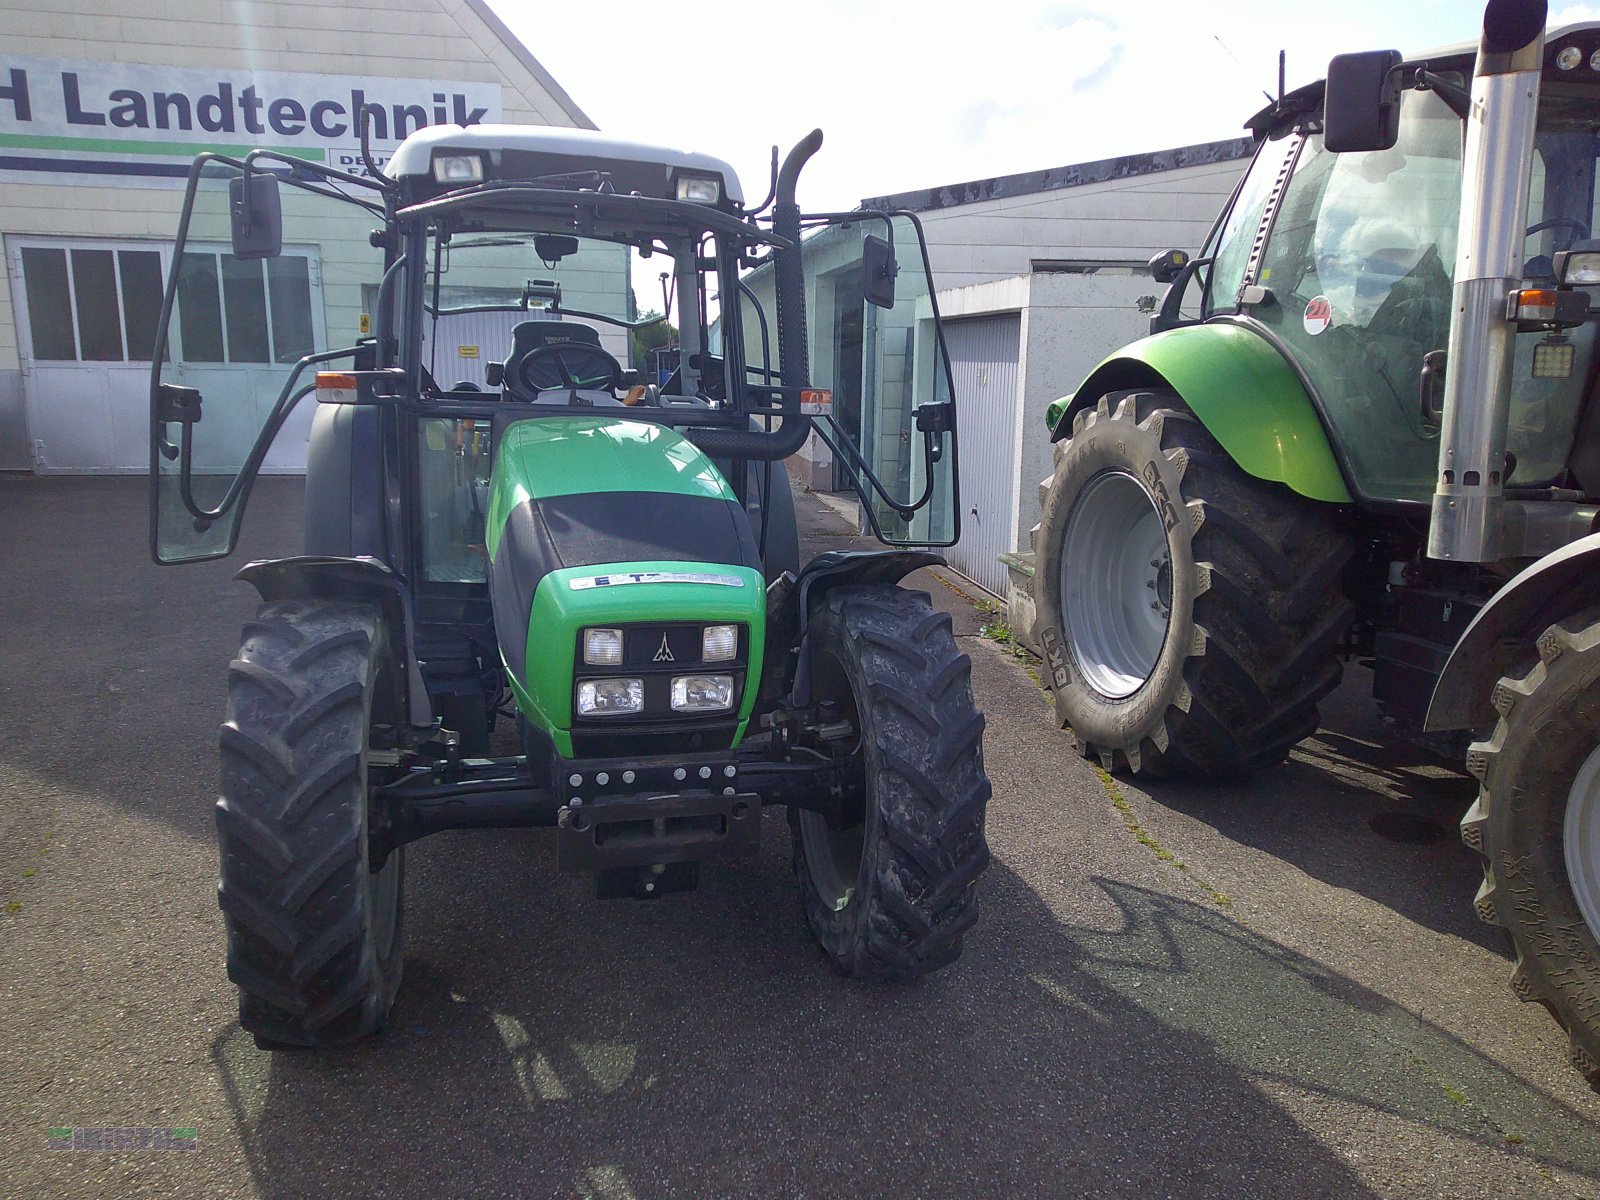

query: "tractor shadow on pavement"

left=1124, top=663, right=1500, bottom=954
left=208, top=833, right=1600, bottom=1199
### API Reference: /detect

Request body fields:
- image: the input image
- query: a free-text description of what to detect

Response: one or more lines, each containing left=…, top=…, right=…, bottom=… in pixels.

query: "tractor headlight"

left=671, top=674, right=734, bottom=713
left=431, top=152, right=486, bottom=185
left=674, top=173, right=721, bottom=204
left=701, top=624, right=738, bottom=663
left=577, top=678, right=643, bottom=716
left=583, top=628, right=624, bottom=666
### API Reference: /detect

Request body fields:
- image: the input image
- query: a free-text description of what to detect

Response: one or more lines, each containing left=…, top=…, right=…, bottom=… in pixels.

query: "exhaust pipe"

left=1428, top=0, right=1547, bottom=562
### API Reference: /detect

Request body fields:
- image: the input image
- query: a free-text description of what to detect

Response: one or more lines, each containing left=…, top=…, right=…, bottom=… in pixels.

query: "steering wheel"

left=517, top=343, right=624, bottom=394
left=1527, top=217, right=1591, bottom=241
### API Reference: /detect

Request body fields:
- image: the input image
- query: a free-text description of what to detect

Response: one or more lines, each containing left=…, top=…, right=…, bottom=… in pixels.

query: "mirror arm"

left=172, top=347, right=358, bottom=526
left=1413, top=68, right=1471, bottom=121
left=1150, top=255, right=1212, bottom=335
left=746, top=146, right=780, bottom=219
left=358, top=104, right=398, bottom=193
left=812, top=415, right=936, bottom=522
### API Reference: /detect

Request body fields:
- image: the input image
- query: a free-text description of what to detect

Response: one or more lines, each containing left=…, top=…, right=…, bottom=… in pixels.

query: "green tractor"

left=1014, top=0, right=1600, bottom=1088
left=150, top=118, right=990, bottom=1047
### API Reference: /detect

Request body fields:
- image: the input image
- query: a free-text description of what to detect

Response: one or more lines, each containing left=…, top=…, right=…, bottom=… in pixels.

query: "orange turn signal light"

left=1511, top=289, right=1559, bottom=321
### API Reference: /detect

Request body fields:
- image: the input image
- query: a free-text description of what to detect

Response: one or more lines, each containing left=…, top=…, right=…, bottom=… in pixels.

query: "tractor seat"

left=501, top=320, right=621, bottom=402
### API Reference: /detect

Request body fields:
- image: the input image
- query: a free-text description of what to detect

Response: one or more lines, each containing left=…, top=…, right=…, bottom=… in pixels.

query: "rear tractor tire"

left=1463, top=612, right=1600, bottom=1092
left=791, top=586, right=991, bottom=980
left=217, top=601, right=406, bottom=1048
left=1030, top=389, right=1354, bottom=776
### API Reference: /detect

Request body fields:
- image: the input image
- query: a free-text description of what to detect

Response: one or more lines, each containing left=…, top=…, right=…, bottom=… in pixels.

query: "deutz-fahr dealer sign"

left=0, top=56, right=502, bottom=184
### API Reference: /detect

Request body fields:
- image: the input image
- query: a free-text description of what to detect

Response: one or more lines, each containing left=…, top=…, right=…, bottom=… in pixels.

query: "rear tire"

left=217, top=601, right=406, bottom=1048
left=1463, top=612, right=1600, bottom=1092
left=791, top=586, right=991, bottom=979
left=1031, top=390, right=1354, bottom=776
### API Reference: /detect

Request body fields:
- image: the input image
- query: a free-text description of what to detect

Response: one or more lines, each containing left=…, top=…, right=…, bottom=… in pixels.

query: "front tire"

left=1031, top=390, right=1354, bottom=776
left=217, top=601, right=406, bottom=1048
left=1463, top=612, right=1600, bottom=1092
left=791, top=586, right=991, bottom=979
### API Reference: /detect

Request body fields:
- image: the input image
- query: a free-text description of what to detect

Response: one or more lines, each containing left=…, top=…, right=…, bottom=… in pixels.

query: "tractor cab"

left=1157, top=21, right=1600, bottom=514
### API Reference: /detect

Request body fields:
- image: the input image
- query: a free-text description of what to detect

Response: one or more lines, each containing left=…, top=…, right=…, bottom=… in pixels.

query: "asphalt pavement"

left=1, top=472, right=1599, bottom=1199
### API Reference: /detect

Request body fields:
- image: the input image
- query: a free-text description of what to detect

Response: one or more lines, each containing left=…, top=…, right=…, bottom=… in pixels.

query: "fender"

left=1426, top=533, right=1600, bottom=732
left=235, top=555, right=434, bottom=737
left=762, top=549, right=945, bottom=708
left=1044, top=324, right=1352, bottom=505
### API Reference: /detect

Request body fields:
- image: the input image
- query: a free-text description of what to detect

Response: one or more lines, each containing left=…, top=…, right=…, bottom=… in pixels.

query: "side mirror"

left=1324, top=49, right=1403, bottom=153
left=863, top=234, right=898, bottom=308
left=485, top=362, right=505, bottom=388
left=229, top=171, right=283, bottom=260
left=1148, top=249, right=1190, bottom=285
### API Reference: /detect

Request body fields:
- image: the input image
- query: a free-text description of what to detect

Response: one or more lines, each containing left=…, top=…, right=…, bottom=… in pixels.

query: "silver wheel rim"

left=1568, top=743, right=1600, bottom=941
left=1060, top=470, right=1172, bottom=700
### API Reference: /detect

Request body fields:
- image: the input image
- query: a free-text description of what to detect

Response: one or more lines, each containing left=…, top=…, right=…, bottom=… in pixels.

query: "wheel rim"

left=1568, top=743, right=1600, bottom=941
left=1060, top=470, right=1172, bottom=700
left=799, top=811, right=862, bottom=913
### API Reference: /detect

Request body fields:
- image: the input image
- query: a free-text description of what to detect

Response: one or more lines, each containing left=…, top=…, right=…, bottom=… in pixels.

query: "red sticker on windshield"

left=1303, top=295, right=1332, bottom=336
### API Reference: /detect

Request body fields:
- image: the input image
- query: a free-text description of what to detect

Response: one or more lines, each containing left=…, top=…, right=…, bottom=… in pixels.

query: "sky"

left=490, top=1, right=1600, bottom=214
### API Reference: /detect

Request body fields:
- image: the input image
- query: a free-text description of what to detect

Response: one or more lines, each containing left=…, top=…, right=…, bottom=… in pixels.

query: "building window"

left=20, top=246, right=164, bottom=363
left=177, top=251, right=315, bottom=364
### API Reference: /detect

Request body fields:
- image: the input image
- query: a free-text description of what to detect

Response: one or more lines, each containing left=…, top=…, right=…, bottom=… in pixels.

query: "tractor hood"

left=484, top=417, right=765, bottom=755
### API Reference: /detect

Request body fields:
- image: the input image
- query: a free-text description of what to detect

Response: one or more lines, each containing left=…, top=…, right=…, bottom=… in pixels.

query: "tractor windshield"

left=417, top=230, right=700, bottom=395
left=1209, top=81, right=1600, bottom=504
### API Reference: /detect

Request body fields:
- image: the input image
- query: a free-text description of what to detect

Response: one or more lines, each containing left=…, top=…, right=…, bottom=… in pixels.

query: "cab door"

left=149, top=155, right=384, bottom=563
left=790, top=210, right=961, bottom=546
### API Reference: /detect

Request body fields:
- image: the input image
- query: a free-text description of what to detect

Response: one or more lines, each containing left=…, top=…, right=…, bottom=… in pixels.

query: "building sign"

left=0, top=56, right=501, bottom=183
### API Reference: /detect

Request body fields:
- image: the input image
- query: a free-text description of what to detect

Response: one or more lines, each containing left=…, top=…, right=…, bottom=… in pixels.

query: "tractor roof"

left=1247, top=20, right=1600, bottom=139
left=385, top=124, right=745, bottom=205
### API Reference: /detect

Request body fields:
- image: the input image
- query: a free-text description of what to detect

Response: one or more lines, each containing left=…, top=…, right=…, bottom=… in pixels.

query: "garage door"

left=945, top=313, right=1021, bottom=595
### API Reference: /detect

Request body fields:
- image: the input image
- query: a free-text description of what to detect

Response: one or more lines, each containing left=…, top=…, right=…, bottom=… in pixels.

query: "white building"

left=0, top=0, right=592, bottom=473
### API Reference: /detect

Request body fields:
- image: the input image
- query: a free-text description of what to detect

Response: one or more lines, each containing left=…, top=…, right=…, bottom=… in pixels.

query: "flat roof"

left=860, top=136, right=1254, bottom=213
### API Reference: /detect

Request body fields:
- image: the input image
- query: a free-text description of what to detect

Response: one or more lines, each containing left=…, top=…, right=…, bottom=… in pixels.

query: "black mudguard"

left=1426, top=532, right=1600, bottom=732
left=762, top=549, right=946, bottom=708
left=236, top=555, right=433, bottom=737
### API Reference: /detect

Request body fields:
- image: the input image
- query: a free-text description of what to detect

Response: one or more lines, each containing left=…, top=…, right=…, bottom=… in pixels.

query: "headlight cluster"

left=575, top=624, right=743, bottom=717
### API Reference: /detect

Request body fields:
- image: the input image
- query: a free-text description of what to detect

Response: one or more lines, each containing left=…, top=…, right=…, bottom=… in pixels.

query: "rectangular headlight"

left=577, top=678, right=643, bottom=716
left=583, top=628, right=624, bottom=666
left=701, top=624, right=738, bottom=663
left=432, top=153, right=485, bottom=185
left=675, top=174, right=721, bottom=204
left=671, top=674, right=734, bottom=713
